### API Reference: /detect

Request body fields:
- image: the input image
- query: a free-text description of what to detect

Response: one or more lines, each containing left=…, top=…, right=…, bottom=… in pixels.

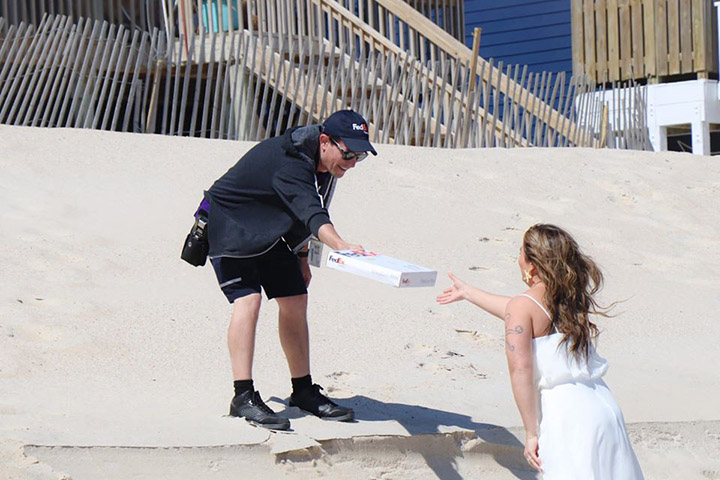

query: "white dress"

left=519, top=294, right=644, bottom=480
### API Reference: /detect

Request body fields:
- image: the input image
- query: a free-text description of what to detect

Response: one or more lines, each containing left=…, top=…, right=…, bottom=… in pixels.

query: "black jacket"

left=205, top=125, right=336, bottom=258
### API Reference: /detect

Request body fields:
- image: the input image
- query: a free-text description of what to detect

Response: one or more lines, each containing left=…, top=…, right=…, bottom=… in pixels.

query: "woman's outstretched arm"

left=436, top=271, right=512, bottom=320
left=504, top=297, right=542, bottom=472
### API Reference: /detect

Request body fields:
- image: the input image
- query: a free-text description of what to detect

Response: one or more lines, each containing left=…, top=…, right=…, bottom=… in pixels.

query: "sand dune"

left=2, top=125, right=719, bottom=479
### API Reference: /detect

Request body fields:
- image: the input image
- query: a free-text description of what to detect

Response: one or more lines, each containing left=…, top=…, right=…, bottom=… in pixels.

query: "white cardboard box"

left=326, top=250, right=437, bottom=288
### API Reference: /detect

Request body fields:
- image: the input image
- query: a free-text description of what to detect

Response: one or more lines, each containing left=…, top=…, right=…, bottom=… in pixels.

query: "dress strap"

left=518, top=294, right=552, bottom=321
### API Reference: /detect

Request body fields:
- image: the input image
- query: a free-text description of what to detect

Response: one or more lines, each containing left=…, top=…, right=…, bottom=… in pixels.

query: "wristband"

left=297, top=250, right=309, bottom=258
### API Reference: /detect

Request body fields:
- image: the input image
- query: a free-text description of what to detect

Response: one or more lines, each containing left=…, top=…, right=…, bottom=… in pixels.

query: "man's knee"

left=231, top=293, right=262, bottom=320
left=276, top=294, right=308, bottom=316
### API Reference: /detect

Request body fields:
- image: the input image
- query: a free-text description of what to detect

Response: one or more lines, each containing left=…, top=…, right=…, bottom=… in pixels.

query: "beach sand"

left=1, top=125, right=719, bottom=479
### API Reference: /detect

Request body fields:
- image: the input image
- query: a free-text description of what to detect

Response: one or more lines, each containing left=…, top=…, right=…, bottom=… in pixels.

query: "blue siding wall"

left=464, top=0, right=572, bottom=74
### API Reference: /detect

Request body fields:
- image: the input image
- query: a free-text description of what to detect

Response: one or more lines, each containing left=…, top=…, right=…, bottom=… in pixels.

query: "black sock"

left=291, top=374, right=312, bottom=393
left=233, top=379, right=254, bottom=397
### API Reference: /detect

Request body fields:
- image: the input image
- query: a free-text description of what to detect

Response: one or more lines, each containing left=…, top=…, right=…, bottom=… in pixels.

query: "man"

left=203, top=109, right=377, bottom=430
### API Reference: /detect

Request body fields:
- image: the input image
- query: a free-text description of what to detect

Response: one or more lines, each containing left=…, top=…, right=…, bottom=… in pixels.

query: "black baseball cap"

left=322, top=110, right=377, bottom=156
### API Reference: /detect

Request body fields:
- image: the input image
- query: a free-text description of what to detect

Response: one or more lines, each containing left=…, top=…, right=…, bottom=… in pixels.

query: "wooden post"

left=468, top=27, right=481, bottom=91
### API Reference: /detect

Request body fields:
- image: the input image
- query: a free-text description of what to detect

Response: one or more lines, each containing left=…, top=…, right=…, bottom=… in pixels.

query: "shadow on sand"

left=274, top=394, right=538, bottom=480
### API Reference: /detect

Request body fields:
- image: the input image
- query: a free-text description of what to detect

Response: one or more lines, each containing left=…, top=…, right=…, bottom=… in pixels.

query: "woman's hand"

left=436, top=271, right=468, bottom=304
left=524, top=434, right=542, bottom=472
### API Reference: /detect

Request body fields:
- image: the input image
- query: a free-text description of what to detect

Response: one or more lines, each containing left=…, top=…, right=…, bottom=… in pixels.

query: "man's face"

left=317, top=134, right=359, bottom=178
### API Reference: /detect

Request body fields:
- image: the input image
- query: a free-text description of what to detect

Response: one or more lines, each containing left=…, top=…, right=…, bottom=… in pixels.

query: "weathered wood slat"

left=201, top=29, right=218, bottom=138
left=630, top=0, right=643, bottom=77
left=498, top=64, right=513, bottom=147
left=605, top=0, right=620, bottom=81
left=512, top=65, right=528, bottom=147
left=248, top=34, right=268, bottom=138
left=618, top=0, right=631, bottom=80
left=679, top=0, right=692, bottom=73
left=643, top=0, right=656, bottom=78
left=595, top=0, right=607, bottom=80
left=160, top=26, right=176, bottom=135
left=583, top=0, right=595, bottom=80
left=655, top=0, right=668, bottom=76
left=421, top=58, right=438, bottom=147
left=210, top=30, right=228, bottom=138
left=691, top=0, right=710, bottom=74
left=548, top=70, right=564, bottom=147
left=188, top=28, right=207, bottom=137
left=544, top=73, right=561, bottom=147
left=667, top=0, right=680, bottom=75
left=167, top=31, right=183, bottom=135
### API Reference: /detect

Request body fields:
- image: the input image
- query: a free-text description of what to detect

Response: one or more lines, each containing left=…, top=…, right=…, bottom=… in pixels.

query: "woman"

left=437, top=224, right=643, bottom=479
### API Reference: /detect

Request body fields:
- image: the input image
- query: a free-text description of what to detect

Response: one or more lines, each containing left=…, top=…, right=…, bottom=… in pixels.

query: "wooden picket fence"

left=572, top=0, right=717, bottom=83
left=0, top=12, right=650, bottom=149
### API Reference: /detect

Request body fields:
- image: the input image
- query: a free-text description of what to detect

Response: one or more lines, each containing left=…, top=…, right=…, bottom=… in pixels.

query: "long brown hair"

left=523, top=224, right=612, bottom=361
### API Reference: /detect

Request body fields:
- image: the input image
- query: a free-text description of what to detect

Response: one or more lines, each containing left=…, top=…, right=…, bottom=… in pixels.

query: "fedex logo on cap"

left=352, top=123, right=368, bottom=133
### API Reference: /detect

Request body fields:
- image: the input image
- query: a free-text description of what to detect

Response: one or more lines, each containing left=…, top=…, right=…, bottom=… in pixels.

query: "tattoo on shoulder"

left=504, top=324, right=524, bottom=352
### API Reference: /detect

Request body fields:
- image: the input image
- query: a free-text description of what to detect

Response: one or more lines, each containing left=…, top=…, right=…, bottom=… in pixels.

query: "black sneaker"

left=289, top=384, right=355, bottom=422
left=229, top=390, right=290, bottom=430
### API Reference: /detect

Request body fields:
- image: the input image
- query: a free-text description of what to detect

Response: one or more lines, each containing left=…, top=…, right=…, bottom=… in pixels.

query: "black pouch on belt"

left=181, top=209, right=209, bottom=267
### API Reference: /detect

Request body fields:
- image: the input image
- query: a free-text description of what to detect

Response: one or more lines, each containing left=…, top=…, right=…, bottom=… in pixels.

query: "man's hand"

left=318, top=224, right=363, bottom=252
left=299, top=257, right=312, bottom=287
left=336, top=241, right=364, bottom=252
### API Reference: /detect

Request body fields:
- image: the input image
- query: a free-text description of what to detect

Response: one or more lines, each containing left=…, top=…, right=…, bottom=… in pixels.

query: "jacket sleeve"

left=272, top=162, right=332, bottom=237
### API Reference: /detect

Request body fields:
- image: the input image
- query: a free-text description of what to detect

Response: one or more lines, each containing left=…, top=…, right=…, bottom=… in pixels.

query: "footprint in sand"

left=323, top=371, right=355, bottom=395
left=455, top=329, right=502, bottom=347
left=417, top=360, right=488, bottom=380
left=406, top=342, right=488, bottom=379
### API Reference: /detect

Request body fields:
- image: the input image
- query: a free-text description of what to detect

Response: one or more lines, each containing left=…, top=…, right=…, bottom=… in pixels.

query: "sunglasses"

left=330, top=137, right=368, bottom=162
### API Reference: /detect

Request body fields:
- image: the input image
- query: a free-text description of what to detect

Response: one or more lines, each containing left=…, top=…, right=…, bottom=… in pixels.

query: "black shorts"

left=211, top=242, right=308, bottom=303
